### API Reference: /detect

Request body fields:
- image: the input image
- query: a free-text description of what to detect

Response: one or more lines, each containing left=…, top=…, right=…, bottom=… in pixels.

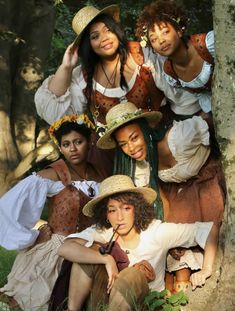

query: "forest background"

left=0, top=0, right=234, bottom=310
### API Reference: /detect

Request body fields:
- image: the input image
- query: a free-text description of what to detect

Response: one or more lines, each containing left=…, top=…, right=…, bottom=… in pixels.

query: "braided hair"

left=113, top=119, right=167, bottom=220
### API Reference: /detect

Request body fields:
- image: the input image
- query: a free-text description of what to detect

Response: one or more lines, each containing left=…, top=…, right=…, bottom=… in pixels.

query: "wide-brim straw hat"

left=97, top=102, right=162, bottom=149
left=72, top=4, right=120, bottom=47
left=83, top=175, right=157, bottom=217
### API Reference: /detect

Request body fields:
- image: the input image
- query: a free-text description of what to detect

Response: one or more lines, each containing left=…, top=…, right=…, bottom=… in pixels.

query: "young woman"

left=0, top=114, right=103, bottom=311
left=58, top=174, right=218, bottom=311
left=35, top=4, right=165, bottom=126
left=35, top=4, right=201, bottom=176
left=136, top=0, right=214, bottom=117
left=96, top=102, right=225, bottom=293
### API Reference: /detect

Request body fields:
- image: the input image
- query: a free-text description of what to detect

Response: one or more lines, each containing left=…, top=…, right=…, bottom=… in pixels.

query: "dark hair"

left=54, top=122, right=91, bottom=146
left=79, top=13, right=129, bottom=105
left=93, top=192, right=155, bottom=232
left=113, top=119, right=166, bottom=220
left=136, top=0, right=188, bottom=47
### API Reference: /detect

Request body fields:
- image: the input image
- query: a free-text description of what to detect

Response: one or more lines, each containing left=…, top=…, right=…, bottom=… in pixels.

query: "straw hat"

left=83, top=175, right=157, bottom=217
left=97, top=102, right=162, bottom=149
left=72, top=5, right=120, bottom=47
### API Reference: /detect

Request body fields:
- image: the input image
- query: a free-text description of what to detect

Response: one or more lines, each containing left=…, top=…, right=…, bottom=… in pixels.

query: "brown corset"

left=86, top=41, right=164, bottom=124
left=47, top=159, right=93, bottom=235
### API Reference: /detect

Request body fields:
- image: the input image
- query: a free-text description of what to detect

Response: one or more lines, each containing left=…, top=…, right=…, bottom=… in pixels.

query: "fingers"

left=107, top=274, right=118, bottom=294
left=190, top=272, right=207, bottom=290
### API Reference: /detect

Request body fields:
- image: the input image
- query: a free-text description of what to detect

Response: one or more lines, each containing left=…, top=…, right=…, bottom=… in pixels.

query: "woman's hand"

left=190, top=268, right=212, bottom=290
left=104, top=255, right=119, bottom=294
left=62, top=43, right=79, bottom=70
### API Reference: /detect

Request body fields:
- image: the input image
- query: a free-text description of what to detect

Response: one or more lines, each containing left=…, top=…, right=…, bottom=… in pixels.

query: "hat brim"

left=73, top=5, right=120, bottom=49
left=83, top=186, right=157, bottom=217
left=97, top=111, right=162, bottom=149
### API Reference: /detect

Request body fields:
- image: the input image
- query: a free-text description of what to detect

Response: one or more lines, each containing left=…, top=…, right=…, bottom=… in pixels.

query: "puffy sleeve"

left=156, top=221, right=213, bottom=251
left=206, top=30, right=215, bottom=59
left=35, top=66, right=88, bottom=124
left=0, top=174, right=63, bottom=250
left=168, top=116, right=210, bottom=160
left=65, top=226, right=113, bottom=248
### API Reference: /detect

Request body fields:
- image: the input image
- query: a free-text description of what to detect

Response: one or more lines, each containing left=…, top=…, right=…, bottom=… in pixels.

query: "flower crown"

left=48, top=114, right=95, bottom=145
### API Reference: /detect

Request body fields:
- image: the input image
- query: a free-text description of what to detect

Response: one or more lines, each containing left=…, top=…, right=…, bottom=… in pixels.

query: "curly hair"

left=136, top=0, right=188, bottom=47
left=93, top=192, right=155, bottom=233
left=79, top=13, right=129, bottom=106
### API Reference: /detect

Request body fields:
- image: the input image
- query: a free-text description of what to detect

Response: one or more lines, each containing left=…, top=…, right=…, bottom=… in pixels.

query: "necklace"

left=93, top=57, right=120, bottom=120
left=68, top=164, right=96, bottom=198
left=100, top=56, right=120, bottom=88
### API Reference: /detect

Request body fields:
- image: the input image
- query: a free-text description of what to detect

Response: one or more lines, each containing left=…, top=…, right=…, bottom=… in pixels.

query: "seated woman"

left=0, top=114, right=104, bottom=311
left=96, top=102, right=225, bottom=292
left=58, top=174, right=218, bottom=311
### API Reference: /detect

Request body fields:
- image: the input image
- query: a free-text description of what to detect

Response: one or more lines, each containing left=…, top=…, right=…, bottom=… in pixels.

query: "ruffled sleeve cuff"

left=34, top=76, right=75, bottom=124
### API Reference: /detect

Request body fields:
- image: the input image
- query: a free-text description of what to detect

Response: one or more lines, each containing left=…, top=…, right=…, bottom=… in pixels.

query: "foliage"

left=46, top=0, right=213, bottom=75
left=144, top=289, right=189, bottom=311
left=0, top=247, right=17, bottom=287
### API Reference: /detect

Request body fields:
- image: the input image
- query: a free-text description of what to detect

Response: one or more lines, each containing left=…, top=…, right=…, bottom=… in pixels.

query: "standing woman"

left=136, top=0, right=214, bottom=118
left=35, top=4, right=165, bottom=176
left=0, top=114, right=103, bottom=311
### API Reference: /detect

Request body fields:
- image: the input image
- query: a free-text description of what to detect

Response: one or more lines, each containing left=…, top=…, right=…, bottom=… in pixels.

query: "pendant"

left=88, top=186, right=95, bottom=198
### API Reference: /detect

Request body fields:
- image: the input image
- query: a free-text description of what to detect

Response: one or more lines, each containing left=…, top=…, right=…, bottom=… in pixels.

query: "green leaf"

left=163, top=304, right=172, bottom=311
left=149, top=299, right=166, bottom=311
left=168, top=291, right=184, bottom=304
left=144, top=291, right=162, bottom=305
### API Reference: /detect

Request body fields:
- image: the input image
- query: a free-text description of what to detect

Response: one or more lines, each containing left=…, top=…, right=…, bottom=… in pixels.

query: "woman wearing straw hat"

left=34, top=4, right=200, bottom=177
left=0, top=114, right=104, bottom=311
left=96, top=101, right=225, bottom=293
left=58, top=174, right=218, bottom=311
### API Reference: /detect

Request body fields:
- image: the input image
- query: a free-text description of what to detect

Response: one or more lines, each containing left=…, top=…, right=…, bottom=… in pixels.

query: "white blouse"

left=0, top=174, right=99, bottom=250
left=66, top=220, right=213, bottom=292
left=161, top=31, right=214, bottom=113
left=159, top=116, right=210, bottom=183
left=35, top=48, right=201, bottom=125
left=143, top=48, right=201, bottom=115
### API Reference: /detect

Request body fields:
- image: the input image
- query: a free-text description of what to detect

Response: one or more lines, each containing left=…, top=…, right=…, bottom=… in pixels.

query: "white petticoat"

left=0, top=234, right=65, bottom=311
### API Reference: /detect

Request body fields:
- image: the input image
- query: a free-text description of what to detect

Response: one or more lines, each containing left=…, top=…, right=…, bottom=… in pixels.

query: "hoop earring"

left=106, top=219, right=110, bottom=224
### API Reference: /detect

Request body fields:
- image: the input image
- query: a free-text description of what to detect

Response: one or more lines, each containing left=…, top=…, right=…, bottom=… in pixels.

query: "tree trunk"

left=209, top=0, right=235, bottom=309
left=0, top=0, right=56, bottom=185
left=184, top=0, right=235, bottom=309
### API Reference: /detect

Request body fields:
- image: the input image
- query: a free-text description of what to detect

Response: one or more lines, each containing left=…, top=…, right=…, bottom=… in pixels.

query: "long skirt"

left=161, top=156, right=226, bottom=271
left=0, top=234, right=65, bottom=311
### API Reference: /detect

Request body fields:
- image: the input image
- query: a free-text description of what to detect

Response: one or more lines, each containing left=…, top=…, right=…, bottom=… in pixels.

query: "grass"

left=0, top=247, right=17, bottom=288
left=0, top=247, right=20, bottom=310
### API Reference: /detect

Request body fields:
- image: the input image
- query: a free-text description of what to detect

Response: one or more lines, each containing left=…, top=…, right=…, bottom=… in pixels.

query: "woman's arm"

left=58, top=238, right=119, bottom=292
left=48, top=44, right=79, bottom=96
left=190, top=223, right=219, bottom=290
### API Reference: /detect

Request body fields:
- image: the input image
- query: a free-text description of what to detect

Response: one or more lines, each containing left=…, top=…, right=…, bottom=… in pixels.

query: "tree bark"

left=209, top=0, right=235, bottom=309
left=0, top=0, right=56, bottom=183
